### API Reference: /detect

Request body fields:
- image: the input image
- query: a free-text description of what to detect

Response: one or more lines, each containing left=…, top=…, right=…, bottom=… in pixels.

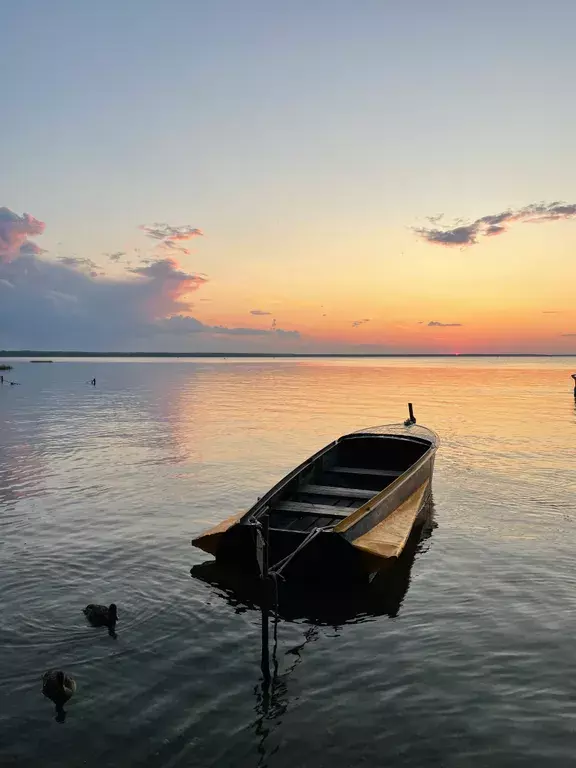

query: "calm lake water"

left=1, top=357, right=576, bottom=767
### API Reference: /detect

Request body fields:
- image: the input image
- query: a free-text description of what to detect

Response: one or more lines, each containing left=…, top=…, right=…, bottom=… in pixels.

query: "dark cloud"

left=0, top=207, right=210, bottom=348
left=20, top=241, right=47, bottom=256
left=250, top=309, right=271, bottom=316
left=215, top=326, right=275, bottom=336
left=0, top=207, right=45, bottom=264
left=0, top=253, right=211, bottom=349
left=415, top=201, right=576, bottom=248
left=130, top=257, right=207, bottom=285
left=542, top=310, right=562, bottom=314
left=154, top=315, right=300, bottom=339
left=275, top=329, right=300, bottom=339
left=352, top=318, right=370, bottom=327
left=58, top=256, right=98, bottom=271
left=107, top=251, right=126, bottom=262
left=153, top=316, right=206, bottom=334
left=560, top=333, right=576, bottom=337
left=428, top=321, right=462, bottom=327
left=485, top=225, right=506, bottom=236
left=417, top=225, right=477, bottom=247
left=0, top=207, right=301, bottom=351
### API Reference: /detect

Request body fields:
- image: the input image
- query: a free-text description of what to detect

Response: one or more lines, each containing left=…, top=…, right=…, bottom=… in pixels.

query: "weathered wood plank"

left=331, top=466, right=403, bottom=478
left=301, top=484, right=374, bottom=500
left=274, top=501, right=352, bottom=517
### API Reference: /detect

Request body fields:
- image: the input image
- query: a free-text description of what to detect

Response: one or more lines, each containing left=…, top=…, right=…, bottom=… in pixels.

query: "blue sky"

left=2, top=1, right=576, bottom=351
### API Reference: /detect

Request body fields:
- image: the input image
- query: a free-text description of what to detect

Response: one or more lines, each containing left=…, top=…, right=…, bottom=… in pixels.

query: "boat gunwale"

left=240, top=426, right=437, bottom=529
left=332, top=442, right=436, bottom=534
left=239, top=439, right=338, bottom=523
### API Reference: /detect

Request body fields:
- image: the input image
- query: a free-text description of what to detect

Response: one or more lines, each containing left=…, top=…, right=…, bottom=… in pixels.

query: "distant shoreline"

left=1, top=351, right=575, bottom=359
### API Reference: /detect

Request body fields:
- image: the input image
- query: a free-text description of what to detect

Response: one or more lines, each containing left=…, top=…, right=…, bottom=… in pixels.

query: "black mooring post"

left=260, top=513, right=271, bottom=685
left=572, top=374, right=576, bottom=399
left=408, top=403, right=415, bottom=423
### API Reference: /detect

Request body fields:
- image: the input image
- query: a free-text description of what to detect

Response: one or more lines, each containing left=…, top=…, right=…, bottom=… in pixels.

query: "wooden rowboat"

left=192, top=408, right=439, bottom=584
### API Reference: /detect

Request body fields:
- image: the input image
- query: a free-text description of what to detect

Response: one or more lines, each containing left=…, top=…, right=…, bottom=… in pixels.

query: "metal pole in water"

left=260, top=513, right=271, bottom=685
left=572, top=374, right=576, bottom=399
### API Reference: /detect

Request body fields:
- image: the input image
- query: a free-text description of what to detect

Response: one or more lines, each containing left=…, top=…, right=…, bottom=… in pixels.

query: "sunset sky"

left=2, top=0, right=576, bottom=353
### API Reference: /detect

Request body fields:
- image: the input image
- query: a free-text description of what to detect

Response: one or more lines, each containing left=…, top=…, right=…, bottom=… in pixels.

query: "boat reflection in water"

left=191, top=501, right=436, bottom=763
left=191, top=498, right=436, bottom=625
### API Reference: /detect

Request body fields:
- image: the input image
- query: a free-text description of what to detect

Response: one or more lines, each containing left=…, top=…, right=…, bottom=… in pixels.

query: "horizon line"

left=1, top=351, right=576, bottom=359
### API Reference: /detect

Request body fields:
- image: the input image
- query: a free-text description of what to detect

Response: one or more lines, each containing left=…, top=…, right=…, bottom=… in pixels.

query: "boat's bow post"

left=404, top=402, right=416, bottom=426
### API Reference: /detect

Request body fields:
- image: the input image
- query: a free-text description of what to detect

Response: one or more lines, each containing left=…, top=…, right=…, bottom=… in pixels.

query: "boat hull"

left=191, top=422, right=438, bottom=583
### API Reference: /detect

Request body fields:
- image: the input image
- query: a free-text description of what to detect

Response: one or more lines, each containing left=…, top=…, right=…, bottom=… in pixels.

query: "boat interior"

left=254, top=434, right=431, bottom=534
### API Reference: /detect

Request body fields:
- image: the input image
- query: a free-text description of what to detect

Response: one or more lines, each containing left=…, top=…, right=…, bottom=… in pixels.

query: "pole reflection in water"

left=252, top=620, right=319, bottom=768
left=191, top=501, right=436, bottom=764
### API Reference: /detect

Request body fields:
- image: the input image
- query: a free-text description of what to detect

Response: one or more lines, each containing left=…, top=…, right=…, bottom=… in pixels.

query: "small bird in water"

left=42, top=670, right=76, bottom=722
left=83, top=603, right=118, bottom=631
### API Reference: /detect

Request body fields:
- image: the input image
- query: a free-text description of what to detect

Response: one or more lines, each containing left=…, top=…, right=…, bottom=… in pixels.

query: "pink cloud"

left=0, top=207, right=45, bottom=264
left=130, top=257, right=208, bottom=316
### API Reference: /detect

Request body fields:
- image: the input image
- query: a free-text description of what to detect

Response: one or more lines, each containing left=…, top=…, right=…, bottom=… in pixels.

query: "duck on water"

left=83, top=603, right=118, bottom=636
left=192, top=405, right=439, bottom=585
left=42, top=670, right=76, bottom=722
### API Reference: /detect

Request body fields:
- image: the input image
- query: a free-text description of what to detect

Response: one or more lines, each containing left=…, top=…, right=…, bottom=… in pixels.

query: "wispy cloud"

left=414, top=201, right=576, bottom=248
left=140, top=223, right=204, bottom=242
left=139, top=223, right=203, bottom=261
left=428, top=321, right=462, bottom=327
left=250, top=309, right=271, bottom=316
left=560, top=333, right=576, bottom=337
left=107, top=251, right=126, bottom=262
left=542, top=310, right=563, bottom=314
left=158, top=240, right=192, bottom=256
left=0, top=207, right=45, bottom=264
left=58, top=256, right=98, bottom=271
left=352, top=318, right=370, bottom=327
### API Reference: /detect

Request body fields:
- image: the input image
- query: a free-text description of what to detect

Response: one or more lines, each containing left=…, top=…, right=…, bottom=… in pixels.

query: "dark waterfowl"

left=42, top=670, right=76, bottom=721
left=83, top=603, right=118, bottom=628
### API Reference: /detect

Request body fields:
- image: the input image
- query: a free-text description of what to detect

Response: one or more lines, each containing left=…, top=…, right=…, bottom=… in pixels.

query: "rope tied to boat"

left=268, top=526, right=326, bottom=578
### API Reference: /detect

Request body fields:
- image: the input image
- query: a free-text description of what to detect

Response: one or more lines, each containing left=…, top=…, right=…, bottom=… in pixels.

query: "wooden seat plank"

left=331, top=466, right=403, bottom=478
left=301, top=484, right=374, bottom=500
left=274, top=501, right=353, bottom=518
